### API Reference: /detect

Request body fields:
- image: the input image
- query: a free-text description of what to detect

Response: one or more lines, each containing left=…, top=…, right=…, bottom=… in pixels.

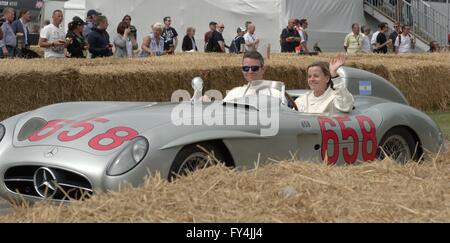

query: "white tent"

left=62, top=0, right=368, bottom=52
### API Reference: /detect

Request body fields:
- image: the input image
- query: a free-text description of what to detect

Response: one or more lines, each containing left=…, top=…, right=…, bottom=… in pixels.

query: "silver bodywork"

left=0, top=67, right=444, bottom=202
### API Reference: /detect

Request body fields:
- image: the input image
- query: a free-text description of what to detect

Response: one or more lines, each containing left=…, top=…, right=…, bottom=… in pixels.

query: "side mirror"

left=192, top=77, right=204, bottom=92
left=191, top=77, right=204, bottom=102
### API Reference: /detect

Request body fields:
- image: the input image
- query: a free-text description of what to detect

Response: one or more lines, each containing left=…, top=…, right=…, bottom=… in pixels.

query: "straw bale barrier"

left=1, top=152, right=449, bottom=223
left=0, top=53, right=449, bottom=120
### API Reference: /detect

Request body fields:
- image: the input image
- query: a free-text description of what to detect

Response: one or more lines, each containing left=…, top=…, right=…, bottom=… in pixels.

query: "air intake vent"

left=4, top=166, right=93, bottom=201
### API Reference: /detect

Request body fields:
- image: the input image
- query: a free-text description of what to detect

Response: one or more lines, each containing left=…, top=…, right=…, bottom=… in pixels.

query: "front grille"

left=4, top=166, right=93, bottom=201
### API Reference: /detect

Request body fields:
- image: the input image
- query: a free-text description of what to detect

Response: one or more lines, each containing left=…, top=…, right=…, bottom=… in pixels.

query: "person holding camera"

left=122, top=15, right=137, bottom=41
left=114, top=21, right=138, bottom=58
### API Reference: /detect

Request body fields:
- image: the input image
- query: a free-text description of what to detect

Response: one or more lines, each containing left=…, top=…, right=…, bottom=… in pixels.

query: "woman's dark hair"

left=117, top=21, right=129, bottom=35
left=307, top=61, right=335, bottom=90
left=122, top=14, right=131, bottom=22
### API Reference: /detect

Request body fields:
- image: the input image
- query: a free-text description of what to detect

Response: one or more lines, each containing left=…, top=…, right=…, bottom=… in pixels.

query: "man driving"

left=223, top=51, right=284, bottom=102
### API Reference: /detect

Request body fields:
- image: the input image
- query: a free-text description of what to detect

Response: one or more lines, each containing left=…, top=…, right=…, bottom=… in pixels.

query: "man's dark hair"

left=19, top=9, right=30, bottom=18
left=352, top=23, right=359, bottom=29
left=53, top=10, right=63, bottom=16
left=243, top=51, right=264, bottom=66
left=401, top=25, right=410, bottom=31
left=378, top=22, right=388, bottom=29
left=163, top=16, right=171, bottom=22
left=299, top=19, right=307, bottom=26
left=294, top=19, right=301, bottom=25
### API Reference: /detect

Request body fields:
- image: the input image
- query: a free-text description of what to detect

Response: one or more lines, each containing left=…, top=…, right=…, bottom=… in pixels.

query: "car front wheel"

left=169, top=143, right=226, bottom=181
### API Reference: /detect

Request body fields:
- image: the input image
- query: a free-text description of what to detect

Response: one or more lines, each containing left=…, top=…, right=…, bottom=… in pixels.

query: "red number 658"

left=28, top=118, right=139, bottom=151
left=318, top=116, right=377, bottom=164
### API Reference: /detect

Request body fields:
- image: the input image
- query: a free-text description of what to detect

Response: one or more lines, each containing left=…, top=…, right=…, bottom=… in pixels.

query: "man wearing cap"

left=230, top=27, right=245, bottom=53
left=83, top=9, right=101, bottom=38
left=66, top=17, right=88, bottom=58
left=204, top=21, right=217, bottom=52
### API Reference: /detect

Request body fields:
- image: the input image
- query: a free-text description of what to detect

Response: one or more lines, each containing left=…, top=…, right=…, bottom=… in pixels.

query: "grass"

left=429, top=112, right=450, bottom=138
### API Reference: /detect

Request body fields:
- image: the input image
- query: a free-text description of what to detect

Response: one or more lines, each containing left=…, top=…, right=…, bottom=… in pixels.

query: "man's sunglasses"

left=242, top=66, right=261, bottom=72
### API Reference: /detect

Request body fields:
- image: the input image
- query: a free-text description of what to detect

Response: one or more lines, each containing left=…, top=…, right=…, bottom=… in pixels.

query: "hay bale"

left=1, top=152, right=449, bottom=223
left=0, top=53, right=449, bottom=120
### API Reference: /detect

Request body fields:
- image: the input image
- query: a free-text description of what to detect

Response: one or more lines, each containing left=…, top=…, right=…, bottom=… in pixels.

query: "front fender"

left=159, top=130, right=264, bottom=150
left=375, top=104, right=444, bottom=155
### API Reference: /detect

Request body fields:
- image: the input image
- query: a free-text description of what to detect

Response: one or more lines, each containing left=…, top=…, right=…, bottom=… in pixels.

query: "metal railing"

left=364, top=0, right=449, bottom=45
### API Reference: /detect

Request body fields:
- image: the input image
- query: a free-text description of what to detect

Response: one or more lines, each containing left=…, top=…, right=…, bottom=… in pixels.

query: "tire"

left=169, top=143, right=227, bottom=181
left=376, top=127, right=420, bottom=164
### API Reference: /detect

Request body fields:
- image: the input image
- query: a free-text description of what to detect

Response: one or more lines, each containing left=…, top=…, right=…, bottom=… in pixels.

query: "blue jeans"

left=0, top=46, right=16, bottom=58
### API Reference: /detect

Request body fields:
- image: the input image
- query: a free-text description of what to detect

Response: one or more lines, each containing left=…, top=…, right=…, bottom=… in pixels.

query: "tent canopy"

left=63, top=0, right=368, bottom=52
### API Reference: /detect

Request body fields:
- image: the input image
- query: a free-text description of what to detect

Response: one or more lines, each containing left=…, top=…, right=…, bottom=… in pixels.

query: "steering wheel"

left=250, top=84, right=299, bottom=111
left=285, top=92, right=299, bottom=111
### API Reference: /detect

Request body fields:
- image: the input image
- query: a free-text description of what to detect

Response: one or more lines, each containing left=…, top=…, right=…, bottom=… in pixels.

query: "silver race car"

left=0, top=67, right=445, bottom=202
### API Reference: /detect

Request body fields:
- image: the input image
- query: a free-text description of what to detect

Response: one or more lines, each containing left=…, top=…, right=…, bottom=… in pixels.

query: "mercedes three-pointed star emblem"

left=44, top=147, right=59, bottom=158
left=33, top=167, right=58, bottom=198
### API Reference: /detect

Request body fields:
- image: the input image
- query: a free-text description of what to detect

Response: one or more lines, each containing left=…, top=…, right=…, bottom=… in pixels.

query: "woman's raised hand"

left=329, top=53, right=347, bottom=77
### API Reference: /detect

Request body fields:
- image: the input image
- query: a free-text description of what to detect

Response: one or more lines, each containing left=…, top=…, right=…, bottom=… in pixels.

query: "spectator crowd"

left=1, top=7, right=450, bottom=59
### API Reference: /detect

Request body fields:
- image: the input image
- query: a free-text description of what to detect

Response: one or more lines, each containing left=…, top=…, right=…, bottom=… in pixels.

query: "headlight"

left=0, top=124, right=5, bottom=143
left=107, top=137, right=149, bottom=176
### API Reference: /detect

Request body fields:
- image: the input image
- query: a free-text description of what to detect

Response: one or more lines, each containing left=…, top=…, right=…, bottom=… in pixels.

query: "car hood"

left=12, top=102, right=179, bottom=155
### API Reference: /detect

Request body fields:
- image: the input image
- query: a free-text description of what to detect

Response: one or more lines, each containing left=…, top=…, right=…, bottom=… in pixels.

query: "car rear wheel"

left=376, top=127, right=419, bottom=164
left=169, top=143, right=226, bottom=181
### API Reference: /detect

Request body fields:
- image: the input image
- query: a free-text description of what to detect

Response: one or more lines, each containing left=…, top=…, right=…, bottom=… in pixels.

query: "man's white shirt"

left=223, top=82, right=283, bottom=102
left=244, top=32, right=259, bottom=52
left=40, top=23, right=65, bottom=59
left=394, top=34, right=413, bottom=54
